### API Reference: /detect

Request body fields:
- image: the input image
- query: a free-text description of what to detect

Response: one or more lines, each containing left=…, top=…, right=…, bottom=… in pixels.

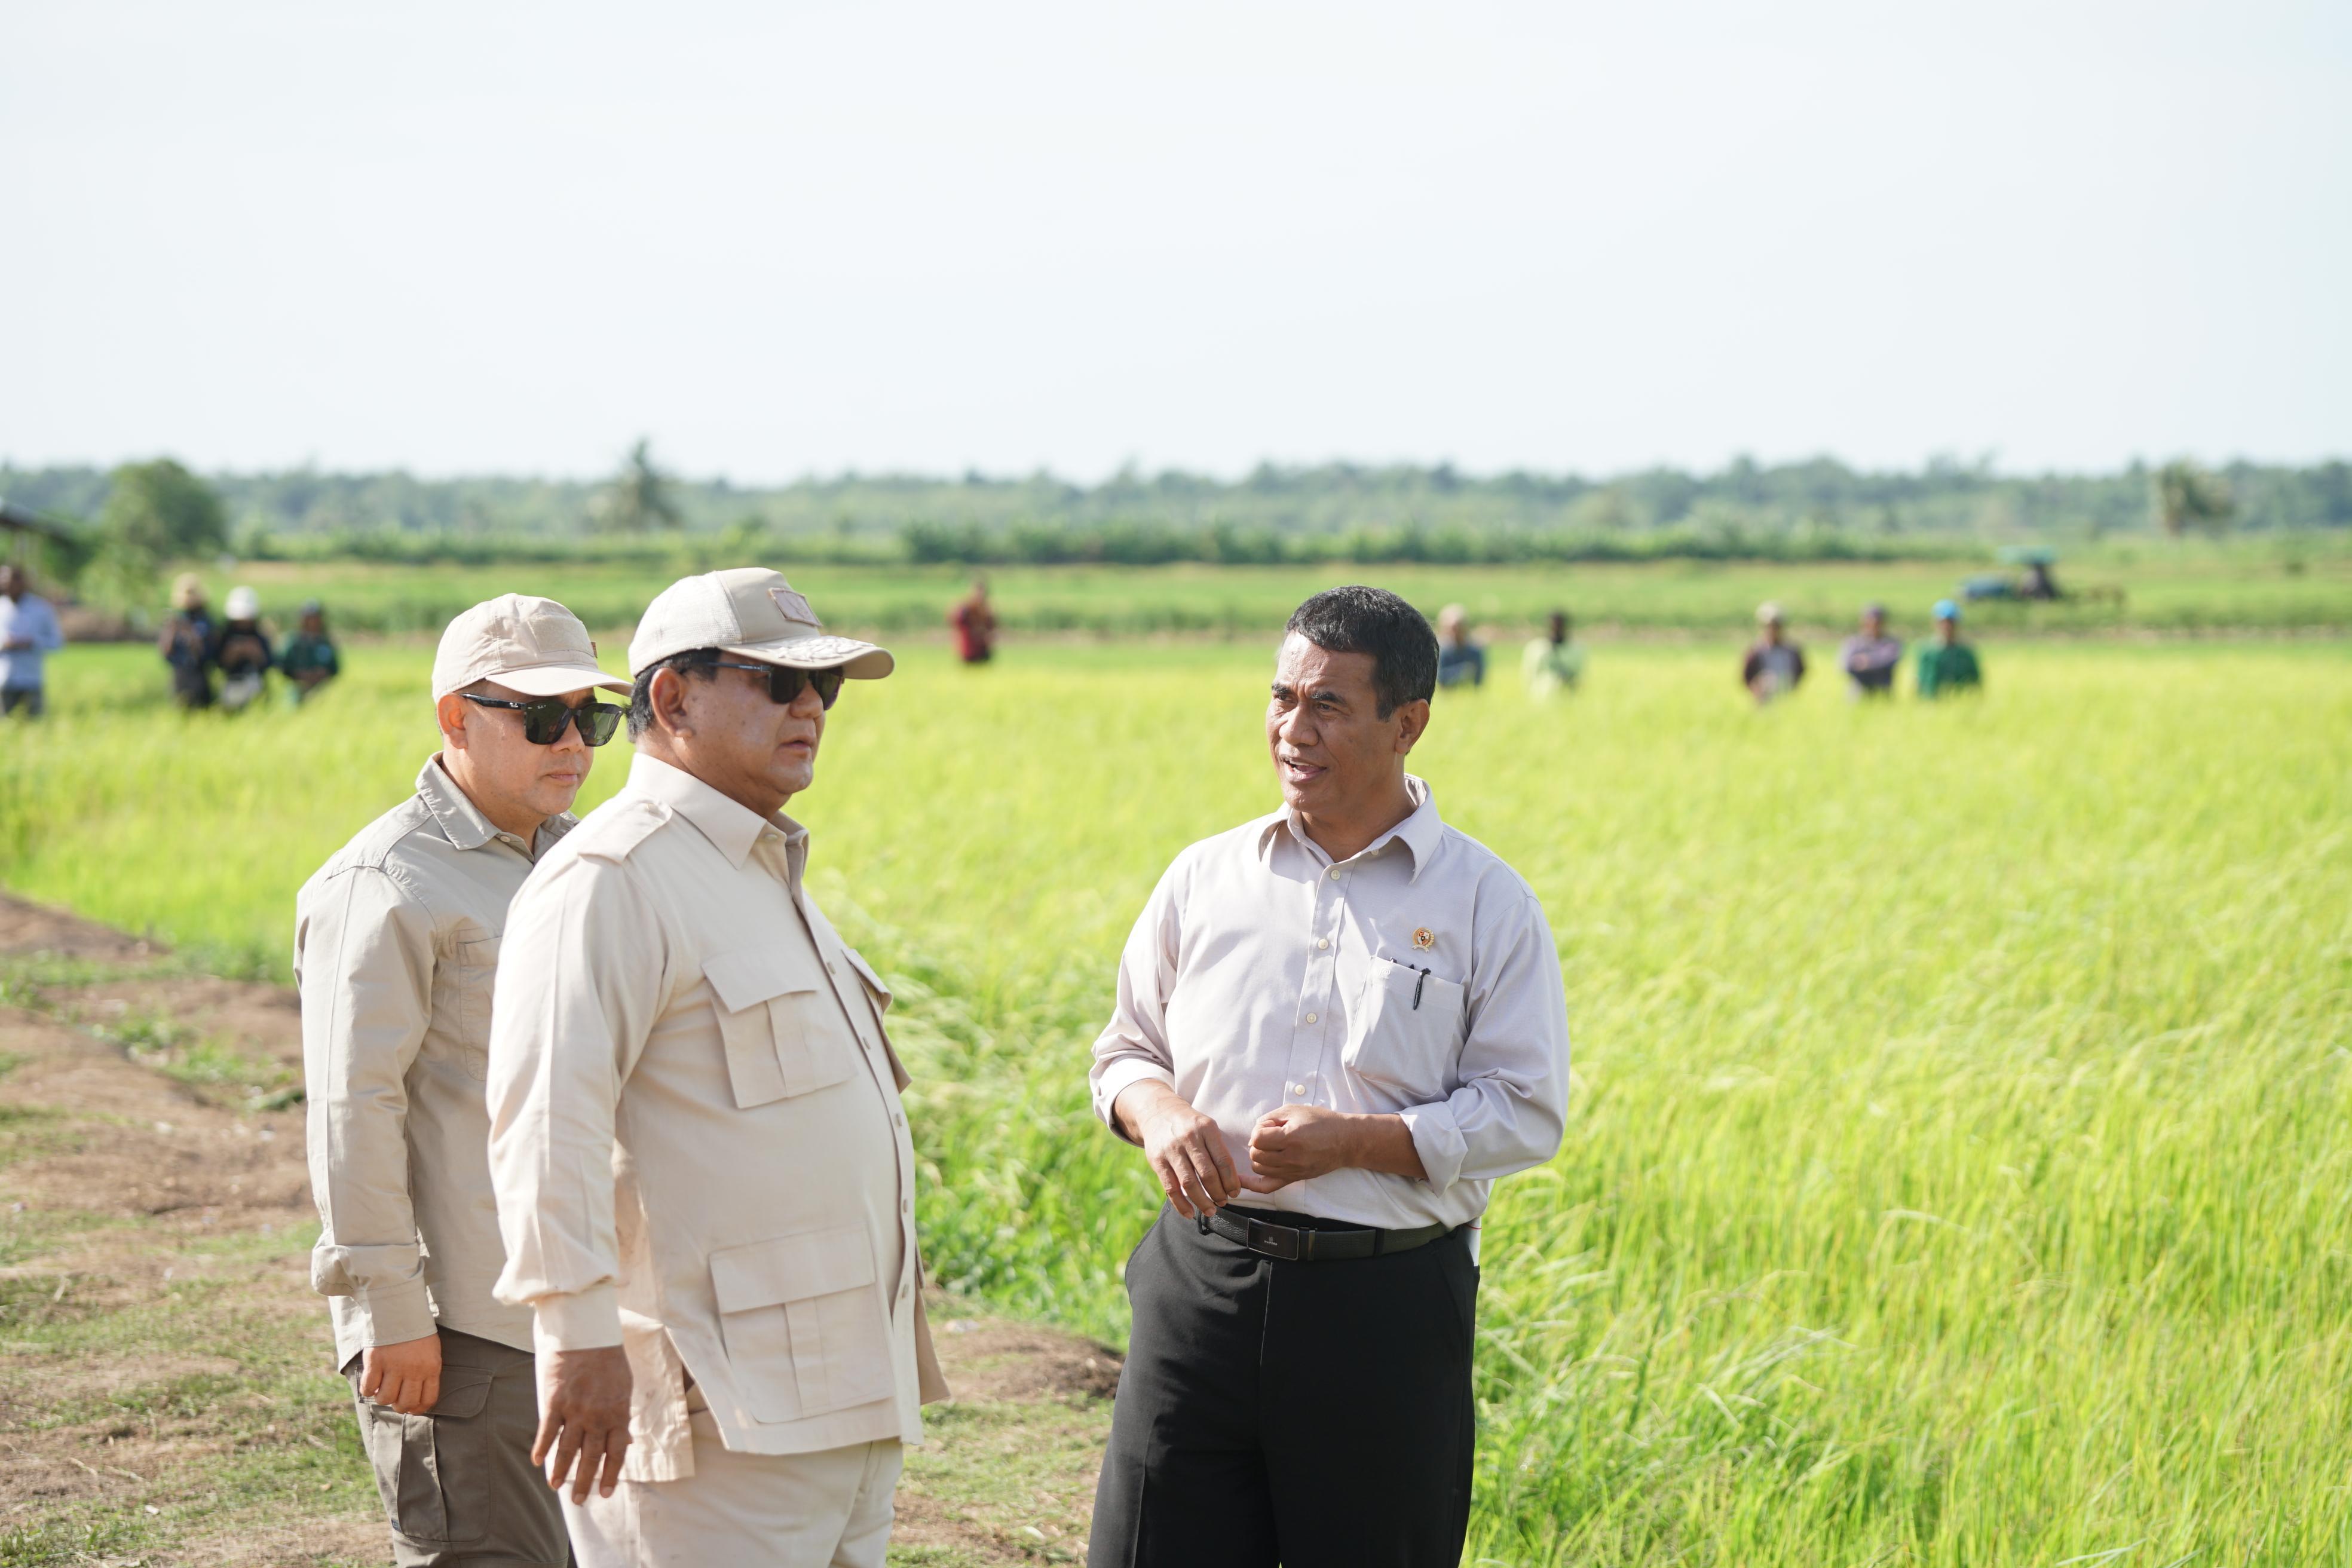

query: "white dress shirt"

left=1090, top=775, right=1570, bottom=1233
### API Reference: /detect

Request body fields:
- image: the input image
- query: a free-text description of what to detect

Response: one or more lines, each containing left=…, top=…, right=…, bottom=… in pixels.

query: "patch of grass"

left=5, top=634, right=2351, bottom=1563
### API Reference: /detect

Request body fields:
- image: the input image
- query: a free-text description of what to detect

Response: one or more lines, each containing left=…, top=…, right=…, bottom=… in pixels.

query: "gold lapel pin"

left=1412, top=927, right=1435, bottom=950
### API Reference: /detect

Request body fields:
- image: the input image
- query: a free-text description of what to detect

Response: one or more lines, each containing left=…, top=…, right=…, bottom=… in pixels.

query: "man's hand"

left=534, top=1345, right=634, bottom=1505
left=358, top=1332, right=443, bottom=1416
left=1245, top=1104, right=1428, bottom=1189
left=1112, top=1080, right=1243, bottom=1218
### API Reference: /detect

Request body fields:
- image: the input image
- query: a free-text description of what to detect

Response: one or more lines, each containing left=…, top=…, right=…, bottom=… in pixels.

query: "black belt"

left=1198, top=1207, right=1453, bottom=1261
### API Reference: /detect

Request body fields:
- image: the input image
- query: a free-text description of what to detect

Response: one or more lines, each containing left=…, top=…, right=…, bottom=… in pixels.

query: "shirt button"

left=1328, top=867, right=1341, bottom=880
left=1316, top=938, right=1329, bottom=950
left=902, top=1198, right=912, bottom=1215
left=1291, top=1082, right=1307, bottom=1095
left=1304, top=1012, right=1318, bottom=1024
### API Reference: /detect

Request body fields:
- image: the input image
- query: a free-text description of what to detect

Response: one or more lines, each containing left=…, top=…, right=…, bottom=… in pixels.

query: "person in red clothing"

left=950, top=577, right=997, bottom=664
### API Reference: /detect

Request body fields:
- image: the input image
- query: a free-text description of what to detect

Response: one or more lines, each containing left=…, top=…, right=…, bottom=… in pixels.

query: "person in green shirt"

left=1523, top=609, right=1586, bottom=700
left=278, top=601, right=341, bottom=704
left=1915, top=599, right=1982, bottom=699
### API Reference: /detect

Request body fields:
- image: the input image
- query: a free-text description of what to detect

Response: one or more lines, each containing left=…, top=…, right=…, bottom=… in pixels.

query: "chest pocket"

left=433, top=936, right=500, bottom=1079
left=1344, top=960, right=1467, bottom=1104
left=705, top=949, right=858, bottom=1110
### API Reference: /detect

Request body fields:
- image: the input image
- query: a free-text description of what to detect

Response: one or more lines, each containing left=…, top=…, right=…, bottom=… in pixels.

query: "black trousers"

left=1088, top=1205, right=1478, bottom=1568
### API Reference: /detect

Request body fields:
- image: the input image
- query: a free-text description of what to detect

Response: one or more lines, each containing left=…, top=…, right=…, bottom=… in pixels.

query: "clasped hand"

left=1114, top=1082, right=1374, bottom=1216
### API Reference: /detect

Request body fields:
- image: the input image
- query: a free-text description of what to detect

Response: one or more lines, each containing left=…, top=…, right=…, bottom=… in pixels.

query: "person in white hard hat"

left=487, top=568, right=947, bottom=1568
left=294, top=593, right=629, bottom=1567
left=216, top=584, right=274, bottom=710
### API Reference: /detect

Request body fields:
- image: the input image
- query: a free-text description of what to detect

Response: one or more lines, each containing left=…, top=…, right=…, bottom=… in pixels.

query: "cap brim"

left=721, top=633, right=893, bottom=679
left=488, top=662, right=633, bottom=697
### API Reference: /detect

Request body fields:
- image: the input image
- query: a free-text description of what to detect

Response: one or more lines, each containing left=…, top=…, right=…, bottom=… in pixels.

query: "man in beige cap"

left=295, top=593, right=629, bottom=1567
left=486, top=568, right=946, bottom=1567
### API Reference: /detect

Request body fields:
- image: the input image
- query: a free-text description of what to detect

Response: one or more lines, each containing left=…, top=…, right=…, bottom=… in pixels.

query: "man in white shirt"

left=1087, top=585, right=1572, bottom=1568
left=0, top=564, right=65, bottom=718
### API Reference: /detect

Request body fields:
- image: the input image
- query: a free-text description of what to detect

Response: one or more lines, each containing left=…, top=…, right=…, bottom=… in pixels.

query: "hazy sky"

left=5, top=1, right=2347, bottom=483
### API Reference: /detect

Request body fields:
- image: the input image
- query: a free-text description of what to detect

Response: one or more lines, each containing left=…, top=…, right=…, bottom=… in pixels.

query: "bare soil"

left=0, top=892, right=1114, bottom=1567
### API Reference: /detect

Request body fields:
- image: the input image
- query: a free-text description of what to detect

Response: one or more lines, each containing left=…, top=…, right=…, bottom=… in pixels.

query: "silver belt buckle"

left=1246, top=1217, right=1302, bottom=1260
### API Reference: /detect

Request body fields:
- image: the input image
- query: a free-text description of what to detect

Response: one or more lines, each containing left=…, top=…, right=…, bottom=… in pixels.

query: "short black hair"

left=1284, top=586, right=1438, bottom=718
left=626, top=648, right=722, bottom=740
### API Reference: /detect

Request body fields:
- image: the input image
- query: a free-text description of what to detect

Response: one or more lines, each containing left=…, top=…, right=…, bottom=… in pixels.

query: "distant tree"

left=2152, top=459, right=2234, bottom=538
left=590, top=439, right=684, bottom=533
left=99, top=458, right=228, bottom=561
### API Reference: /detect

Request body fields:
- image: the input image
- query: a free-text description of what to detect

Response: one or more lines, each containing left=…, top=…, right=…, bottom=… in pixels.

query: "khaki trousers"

left=564, top=1410, right=902, bottom=1568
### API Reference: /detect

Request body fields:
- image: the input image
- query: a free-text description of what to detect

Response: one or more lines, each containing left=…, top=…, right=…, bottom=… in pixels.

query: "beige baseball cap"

left=431, top=594, right=632, bottom=700
left=627, top=568, right=893, bottom=680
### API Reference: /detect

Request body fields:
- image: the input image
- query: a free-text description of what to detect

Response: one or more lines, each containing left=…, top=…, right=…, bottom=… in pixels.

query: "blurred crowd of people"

left=1747, top=599, right=1984, bottom=705
left=159, top=574, right=341, bottom=710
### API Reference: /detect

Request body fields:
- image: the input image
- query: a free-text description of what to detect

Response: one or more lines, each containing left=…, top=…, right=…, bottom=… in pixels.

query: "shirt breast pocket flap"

left=710, top=1224, right=896, bottom=1424
left=705, top=951, right=858, bottom=1110
left=1345, top=960, right=1466, bottom=1101
left=440, top=936, right=501, bottom=1077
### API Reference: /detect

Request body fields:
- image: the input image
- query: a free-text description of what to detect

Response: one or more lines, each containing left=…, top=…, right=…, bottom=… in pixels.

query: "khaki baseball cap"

left=627, top=568, right=893, bottom=680
left=431, top=594, right=632, bottom=700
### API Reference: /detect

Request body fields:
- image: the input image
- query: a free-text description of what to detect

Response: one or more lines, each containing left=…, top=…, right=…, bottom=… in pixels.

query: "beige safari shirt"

left=486, top=753, right=945, bottom=1478
left=294, top=758, right=574, bottom=1370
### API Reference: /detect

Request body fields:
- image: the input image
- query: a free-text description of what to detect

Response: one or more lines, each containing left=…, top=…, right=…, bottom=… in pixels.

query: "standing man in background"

left=280, top=599, right=343, bottom=703
left=1839, top=603, right=1903, bottom=699
left=1434, top=602, right=1486, bottom=689
left=295, top=594, right=628, bottom=1567
left=1087, top=586, right=1570, bottom=1568
left=1916, top=599, right=1984, bottom=699
left=0, top=564, right=65, bottom=718
left=1521, top=608, right=1585, bottom=700
left=160, top=573, right=218, bottom=709
left=1742, top=602, right=1805, bottom=704
left=950, top=575, right=997, bottom=664
left=487, top=568, right=945, bottom=1568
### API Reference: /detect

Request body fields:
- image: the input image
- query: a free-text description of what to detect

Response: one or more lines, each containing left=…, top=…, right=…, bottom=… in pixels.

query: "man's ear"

left=436, top=693, right=470, bottom=750
left=1393, top=698, right=1432, bottom=755
left=649, top=667, right=693, bottom=739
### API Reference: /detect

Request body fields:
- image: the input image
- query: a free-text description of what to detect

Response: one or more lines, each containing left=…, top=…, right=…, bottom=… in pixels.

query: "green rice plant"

left=3, top=630, right=2350, bottom=1563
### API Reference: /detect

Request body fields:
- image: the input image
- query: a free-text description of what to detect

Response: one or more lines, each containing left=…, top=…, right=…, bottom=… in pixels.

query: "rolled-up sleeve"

left=1396, top=890, right=1570, bottom=1193
left=1088, top=863, right=1184, bottom=1143
left=486, top=856, right=664, bottom=1352
left=295, top=867, right=438, bottom=1348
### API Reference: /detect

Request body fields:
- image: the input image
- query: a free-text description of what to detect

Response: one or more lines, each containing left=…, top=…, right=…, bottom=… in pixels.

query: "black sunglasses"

left=711, top=662, right=846, bottom=710
left=462, top=693, right=624, bottom=746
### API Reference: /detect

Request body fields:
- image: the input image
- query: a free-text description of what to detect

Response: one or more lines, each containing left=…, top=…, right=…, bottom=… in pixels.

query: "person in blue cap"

left=1915, top=600, right=1982, bottom=699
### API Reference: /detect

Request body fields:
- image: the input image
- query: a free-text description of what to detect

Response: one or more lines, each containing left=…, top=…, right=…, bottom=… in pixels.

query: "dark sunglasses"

left=711, top=662, right=846, bottom=710
left=462, top=693, right=624, bottom=746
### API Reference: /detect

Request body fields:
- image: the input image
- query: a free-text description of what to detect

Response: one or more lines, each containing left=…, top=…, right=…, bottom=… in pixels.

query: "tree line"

left=2, top=449, right=2344, bottom=590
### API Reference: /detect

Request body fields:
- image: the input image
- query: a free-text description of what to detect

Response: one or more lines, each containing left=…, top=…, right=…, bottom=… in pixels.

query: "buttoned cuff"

left=531, top=1285, right=624, bottom=1352
left=349, top=1275, right=438, bottom=1348
left=1094, top=1058, right=1176, bottom=1144
left=1398, top=1102, right=1467, bottom=1192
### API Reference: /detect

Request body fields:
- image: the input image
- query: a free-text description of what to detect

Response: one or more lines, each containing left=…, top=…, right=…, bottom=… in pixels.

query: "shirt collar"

left=1259, top=773, right=1444, bottom=882
left=624, top=751, right=805, bottom=872
left=416, top=757, right=566, bottom=858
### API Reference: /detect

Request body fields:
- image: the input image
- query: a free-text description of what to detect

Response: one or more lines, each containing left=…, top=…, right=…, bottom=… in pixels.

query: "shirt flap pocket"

left=704, top=950, right=816, bottom=1013
left=422, top=1367, right=495, bottom=1420
left=711, top=1224, right=877, bottom=1313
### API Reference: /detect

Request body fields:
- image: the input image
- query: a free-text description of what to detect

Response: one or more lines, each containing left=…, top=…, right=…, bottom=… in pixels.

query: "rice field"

left=4, top=629, right=2350, bottom=1565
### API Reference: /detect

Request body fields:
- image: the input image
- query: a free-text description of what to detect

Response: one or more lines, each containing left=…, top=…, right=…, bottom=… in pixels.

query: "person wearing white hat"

left=293, top=593, right=629, bottom=1567
left=486, top=568, right=945, bottom=1567
left=1741, top=601, right=1806, bottom=705
left=215, top=584, right=275, bottom=711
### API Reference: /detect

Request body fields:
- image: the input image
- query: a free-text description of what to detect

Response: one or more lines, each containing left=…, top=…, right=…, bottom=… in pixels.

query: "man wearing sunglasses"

left=294, top=593, right=629, bottom=1567
left=486, top=568, right=947, bottom=1568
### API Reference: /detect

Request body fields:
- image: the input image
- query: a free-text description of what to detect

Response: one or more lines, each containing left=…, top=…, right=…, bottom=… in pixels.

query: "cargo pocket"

left=710, top=1224, right=896, bottom=1423
left=1343, top=960, right=1466, bottom=1102
left=356, top=1368, right=492, bottom=1545
left=705, top=950, right=857, bottom=1109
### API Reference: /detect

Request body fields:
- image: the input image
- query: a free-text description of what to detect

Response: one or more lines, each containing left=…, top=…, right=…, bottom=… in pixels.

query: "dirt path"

left=0, top=894, right=1112, bottom=1567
